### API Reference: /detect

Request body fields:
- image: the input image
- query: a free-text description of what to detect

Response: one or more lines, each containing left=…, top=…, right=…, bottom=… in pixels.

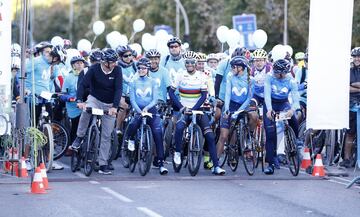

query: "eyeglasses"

left=231, top=65, right=243, bottom=69
left=122, top=54, right=133, bottom=58
left=169, top=45, right=180, bottom=49
left=138, top=66, right=148, bottom=70
left=185, top=60, right=196, bottom=65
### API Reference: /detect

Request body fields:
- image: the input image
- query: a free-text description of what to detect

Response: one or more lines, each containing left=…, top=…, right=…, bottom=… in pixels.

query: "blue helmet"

left=136, top=57, right=151, bottom=68
left=229, top=56, right=249, bottom=69
left=89, top=49, right=103, bottom=62
left=70, top=55, right=86, bottom=65
left=351, top=47, right=360, bottom=57
left=101, top=48, right=118, bottom=62
left=273, top=59, right=291, bottom=74
left=116, top=45, right=133, bottom=57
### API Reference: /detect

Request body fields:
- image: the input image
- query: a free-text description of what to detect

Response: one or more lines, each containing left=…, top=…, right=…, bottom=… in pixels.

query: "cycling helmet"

left=102, top=48, right=119, bottom=62
left=167, top=37, right=182, bottom=47
left=145, top=49, right=161, bottom=58
left=89, top=49, right=103, bottom=62
left=230, top=56, right=250, bottom=70
left=70, top=55, right=86, bottom=65
left=231, top=47, right=248, bottom=58
left=294, top=52, right=305, bottom=60
left=33, top=41, right=53, bottom=54
left=11, top=43, right=21, bottom=56
left=50, top=45, right=66, bottom=63
left=273, top=59, right=291, bottom=74
left=63, top=39, right=72, bottom=49
left=252, top=49, right=267, bottom=59
left=196, top=52, right=207, bottom=62
left=116, top=45, right=133, bottom=57
left=351, top=47, right=360, bottom=57
left=136, top=57, right=151, bottom=68
left=206, top=53, right=219, bottom=62
left=183, top=51, right=198, bottom=60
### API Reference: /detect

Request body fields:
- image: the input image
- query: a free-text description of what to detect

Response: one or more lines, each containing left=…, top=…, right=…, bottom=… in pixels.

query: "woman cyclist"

left=126, top=58, right=168, bottom=175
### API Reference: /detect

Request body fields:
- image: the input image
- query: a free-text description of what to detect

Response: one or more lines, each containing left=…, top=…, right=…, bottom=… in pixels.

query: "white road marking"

left=136, top=207, right=163, bottom=217
left=74, top=172, right=88, bottom=179
left=101, top=187, right=133, bottom=203
left=89, top=181, right=100, bottom=184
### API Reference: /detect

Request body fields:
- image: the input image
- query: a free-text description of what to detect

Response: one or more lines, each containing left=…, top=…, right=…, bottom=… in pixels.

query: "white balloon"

left=106, top=31, right=122, bottom=49
left=156, top=43, right=169, bottom=57
left=93, top=21, right=105, bottom=36
left=129, top=43, right=142, bottom=57
left=272, top=44, right=287, bottom=61
left=119, top=34, right=129, bottom=46
left=64, top=48, right=81, bottom=70
left=252, top=29, right=268, bottom=48
left=141, top=33, right=156, bottom=51
left=51, top=36, right=64, bottom=47
left=226, top=29, right=241, bottom=48
left=182, top=42, right=189, bottom=50
left=77, top=39, right=92, bottom=53
left=216, top=26, right=229, bottom=43
left=283, top=44, right=293, bottom=57
left=133, top=19, right=146, bottom=33
left=155, top=29, right=169, bottom=41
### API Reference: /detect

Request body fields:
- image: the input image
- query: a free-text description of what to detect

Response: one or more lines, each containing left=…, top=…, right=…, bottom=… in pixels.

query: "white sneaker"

left=159, top=166, right=168, bottom=175
left=212, top=166, right=226, bottom=175
left=128, top=140, right=135, bottom=151
left=173, top=152, right=181, bottom=165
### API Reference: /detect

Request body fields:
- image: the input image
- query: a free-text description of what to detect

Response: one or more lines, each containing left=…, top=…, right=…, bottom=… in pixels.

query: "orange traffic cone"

left=31, top=167, right=46, bottom=194
left=301, top=148, right=312, bottom=170
left=312, top=154, right=325, bottom=177
left=16, top=157, right=28, bottom=178
left=39, top=163, right=49, bottom=190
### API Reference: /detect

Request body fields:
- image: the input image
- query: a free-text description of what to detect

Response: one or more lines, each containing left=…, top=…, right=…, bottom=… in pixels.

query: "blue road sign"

left=232, top=14, right=257, bottom=50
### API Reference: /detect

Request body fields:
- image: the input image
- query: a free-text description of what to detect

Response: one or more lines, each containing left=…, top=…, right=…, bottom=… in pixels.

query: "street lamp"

left=174, top=0, right=190, bottom=42
left=283, top=0, right=288, bottom=45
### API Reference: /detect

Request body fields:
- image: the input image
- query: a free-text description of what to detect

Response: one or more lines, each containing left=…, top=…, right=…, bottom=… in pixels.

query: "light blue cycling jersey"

left=224, top=71, right=254, bottom=112
left=216, top=58, right=231, bottom=101
left=149, top=66, right=171, bottom=102
left=294, top=67, right=308, bottom=105
left=160, top=55, right=185, bottom=83
left=62, top=71, right=81, bottom=118
left=119, top=64, right=136, bottom=96
left=25, top=55, right=58, bottom=95
left=130, top=75, right=158, bottom=113
left=264, top=73, right=300, bottom=111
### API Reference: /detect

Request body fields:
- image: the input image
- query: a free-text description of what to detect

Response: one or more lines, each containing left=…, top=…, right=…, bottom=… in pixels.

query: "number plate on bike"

left=92, top=108, right=104, bottom=115
left=276, top=112, right=291, bottom=121
left=40, top=91, right=53, bottom=100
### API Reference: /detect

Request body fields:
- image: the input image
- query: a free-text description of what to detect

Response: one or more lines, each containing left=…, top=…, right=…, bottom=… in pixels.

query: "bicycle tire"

left=109, top=129, right=119, bottom=162
left=163, top=118, right=173, bottom=158
left=139, top=125, right=153, bottom=176
left=240, top=125, right=256, bottom=176
left=285, top=126, right=300, bottom=176
left=0, top=114, right=9, bottom=135
left=227, top=128, right=240, bottom=172
left=187, top=124, right=204, bottom=176
left=41, top=124, right=54, bottom=172
left=218, top=146, right=228, bottom=168
left=121, top=125, right=131, bottom=168
left=51, top=121, right=70, bottom=160
left=254, top=121, right=265, bottom=172
left=84, top=125, right=97, bottom=176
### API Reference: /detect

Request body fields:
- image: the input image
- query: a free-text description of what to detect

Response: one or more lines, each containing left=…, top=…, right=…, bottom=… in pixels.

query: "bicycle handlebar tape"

left=312, top=154, right=325, bottom=177
left=31, top=167, right=46, bottom=194
left=300, top=148, right=312, bottom=170
left=39, top=163, right=50, bottom=190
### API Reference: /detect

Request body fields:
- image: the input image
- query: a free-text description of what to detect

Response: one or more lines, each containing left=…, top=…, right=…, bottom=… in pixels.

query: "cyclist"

left=32, top=41, right=53, bottom=58
left=294, top=51, right=308, bottom=123
left=169, top=51, right=225, bottom=175
left=126, top=58, right=168, bottom=175
left=341, top=47, right=360, bottom=168
left=115, top=45, right=137, bottom=134
left=71, top=48, right=122, bottom=175
left=25, top=45, right=66, bottom=125
left=61, top=55, right=86, bottom=144
left=216, top=56, right=254, bottom=158
left=206, top=53, right=219, bottom=82
left=263, top=59, right=300, bottom=175
left=145, top=49, right=171, bottom=167
left=160, top=37, right=185, bottom=83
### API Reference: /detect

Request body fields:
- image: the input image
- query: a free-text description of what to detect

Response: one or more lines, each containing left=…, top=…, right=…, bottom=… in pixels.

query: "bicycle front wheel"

left=240, top=126, right=256, bottom=176
left=51, top=121, right=70, bottom=160
left=285, top=126, right=300, bottom=176
left=227, top=128, right=239, bottom=172
left=41, top=124, right=54, bottom=172
left=84, top=125, right=97, bottom=176
left=187, top=124, right=204, bottom=176
left=138, top=125, right=153, bottom=176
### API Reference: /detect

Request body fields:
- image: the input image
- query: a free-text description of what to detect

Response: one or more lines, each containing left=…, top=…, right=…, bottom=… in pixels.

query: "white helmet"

left=11, top=43, right=21, bottom=56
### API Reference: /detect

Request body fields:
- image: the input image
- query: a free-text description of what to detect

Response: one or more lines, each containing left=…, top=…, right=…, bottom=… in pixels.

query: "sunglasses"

left=138, top=66, right=148, bottom=70
left=169, top=45, right=180, bottom=49
left=185, top=60, right=196, bottom=65
left=122, top=54, right=133, bottom=58
left=231, top=65, right=243, bottom=69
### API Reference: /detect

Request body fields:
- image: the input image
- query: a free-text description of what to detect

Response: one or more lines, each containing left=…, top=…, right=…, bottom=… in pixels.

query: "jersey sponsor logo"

left=232, top=87, right=247, bottom=96
left=41, top=68, right=51, bottom=80
left=109, top=77, right=114, bottom=80
left=155, top=78, right=161, bottom=87
left=271, top=85, right=289, bottom=94
left=136, top=87, right=152, bottom=98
